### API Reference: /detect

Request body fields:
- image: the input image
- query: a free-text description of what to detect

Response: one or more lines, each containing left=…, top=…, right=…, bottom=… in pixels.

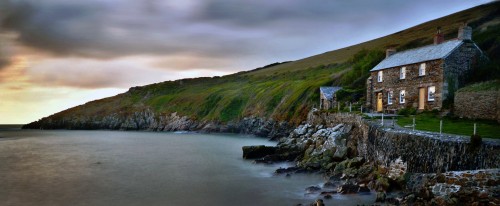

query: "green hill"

left=25, top=2, right=500, bottom=128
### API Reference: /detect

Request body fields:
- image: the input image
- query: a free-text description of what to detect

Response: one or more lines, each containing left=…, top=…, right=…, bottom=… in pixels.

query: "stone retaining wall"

left=308, top=112, right=500, bottom=173
left=454, top=90, right=500, bottom=122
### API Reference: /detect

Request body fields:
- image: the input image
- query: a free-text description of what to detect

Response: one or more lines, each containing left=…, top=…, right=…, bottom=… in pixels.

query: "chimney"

left=386, top=48, right=396, bottom=58
left=458, top=23, right=472, bottom=40
left=433, top=27, right=444, bottom=44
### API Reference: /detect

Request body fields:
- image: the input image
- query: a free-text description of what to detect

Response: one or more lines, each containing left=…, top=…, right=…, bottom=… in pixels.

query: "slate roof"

left=320, top=86, right=342, bottom=100
left=370, top=39, right=463, bottom=71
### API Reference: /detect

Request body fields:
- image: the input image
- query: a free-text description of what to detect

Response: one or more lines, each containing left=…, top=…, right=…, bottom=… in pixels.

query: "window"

left=388, top=91, right=393, bottom=105
left=428, top=86, right=436, bottom=101
left=377, top=71, right=383, bottom=82
left=400, top=67, right=406, bottom=79
left=399, top=90, right=405, bottom=104
left=419, top=63, right=426, bottom=76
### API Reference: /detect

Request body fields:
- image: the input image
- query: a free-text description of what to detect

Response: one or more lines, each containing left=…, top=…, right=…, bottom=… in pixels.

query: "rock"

left=305, top=186, right=321, bottom=194
left=347, top=157, right=364, bottom=168
left=314, top=199, right=325, bottom=206
left=242, top=145, right=277, bottom=159
left=320, top=190, right=337, bottom=195
left=358, top=184, right=370, bottom=193
left=376, top=192, right=386, bottom=202
left=324, top=194, right=332, bottom=199
left=376, top=177, right=390, bottom=192
left=332, top=147, right=348, bottom=160
left=323, top=181, right=336, bottom=188
left=337, top=181, right=359, bottom=194
left=478, top=191, right=488, bottom=199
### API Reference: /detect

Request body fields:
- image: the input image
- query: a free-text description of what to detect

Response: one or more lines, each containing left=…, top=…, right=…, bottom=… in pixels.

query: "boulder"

left=242, top=145, right=277, bottom=159
left=337, top=181, right=359, bottom=194
left=305, top=186, right=322, bottom=194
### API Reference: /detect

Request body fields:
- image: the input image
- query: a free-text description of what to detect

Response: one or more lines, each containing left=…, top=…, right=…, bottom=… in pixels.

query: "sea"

left=0, top=126, right=374, bottom=206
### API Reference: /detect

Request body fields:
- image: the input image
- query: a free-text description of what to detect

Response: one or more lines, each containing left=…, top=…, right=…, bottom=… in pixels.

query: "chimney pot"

left=458, top=23, right=472, bottom=40
left=434, top=26, right=444, bottom=44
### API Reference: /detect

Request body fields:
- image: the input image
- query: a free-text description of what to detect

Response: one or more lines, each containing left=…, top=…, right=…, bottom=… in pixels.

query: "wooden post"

left=412, top=117, right=415, bottom=131
left=381, top=112, right=384, bottom=126
left=338, top=102, right=340, bottom=112
left=361, top=106, right=363, bottom=113
left=439, top=120, right=442, bottom=135
left=349, top=102, right=352, bottom=112
left=474, top=123, right=477, bottom=135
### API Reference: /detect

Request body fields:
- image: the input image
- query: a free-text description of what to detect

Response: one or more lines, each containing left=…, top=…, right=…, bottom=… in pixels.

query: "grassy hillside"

left=40, top=2, right=500, bottom=125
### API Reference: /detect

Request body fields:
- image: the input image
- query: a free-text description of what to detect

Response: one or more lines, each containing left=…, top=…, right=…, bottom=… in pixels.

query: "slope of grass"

left=36, top=2, right=500, bottom=126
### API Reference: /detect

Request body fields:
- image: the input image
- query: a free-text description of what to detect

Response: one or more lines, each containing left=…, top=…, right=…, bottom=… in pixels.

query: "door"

left=377, top=93, right=383, bottom=112
left=418, top=88, right=425, bottom=110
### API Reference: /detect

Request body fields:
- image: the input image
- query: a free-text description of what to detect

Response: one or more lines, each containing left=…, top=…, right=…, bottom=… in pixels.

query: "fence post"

left=381, top=112, right=384, bottom=126
left=361, top=106, right=363, bottom=113
left=439, top=119, right=442, bottom=135
left=412, top=117, right=415, bottom=131
left=474, top=123, right=477, bottom=135
left=349, top=102, right=352, bottom=112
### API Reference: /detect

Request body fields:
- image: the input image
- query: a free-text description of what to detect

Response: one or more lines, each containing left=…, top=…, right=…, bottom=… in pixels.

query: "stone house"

left=320, top=86, right=342, bottom=110
left=366, top=25, right=485, bottom=113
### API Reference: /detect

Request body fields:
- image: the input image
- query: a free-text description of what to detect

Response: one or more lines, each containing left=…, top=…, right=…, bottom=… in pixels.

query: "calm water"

left=0, top=127, right=374, bottom=206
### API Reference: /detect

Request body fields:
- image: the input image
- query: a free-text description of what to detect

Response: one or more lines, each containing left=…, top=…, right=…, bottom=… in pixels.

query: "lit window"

left=388, top=91, right=393, bottom=105
left=428, top=86, right=436, bottom=101
left=419, top=63, right=426, bottom=76
left=378, top=71, right=383, bottom=82
left=400, top=67, right=406, bottom=79
left=400, top=90, right=405, bottom=104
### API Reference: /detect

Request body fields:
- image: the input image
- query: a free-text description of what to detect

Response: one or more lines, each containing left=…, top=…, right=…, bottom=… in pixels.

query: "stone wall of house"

left=454, top=90, right=500, bottom=122
left=320, top=93, right=333, bottom=110
left=368, top=59, right=444, bottom=112
left=443, top=41, right=484, bottom=100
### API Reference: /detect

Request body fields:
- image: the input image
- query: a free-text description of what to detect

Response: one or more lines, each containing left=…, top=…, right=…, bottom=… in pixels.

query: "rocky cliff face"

left=22, top=109, right=293, bottom=139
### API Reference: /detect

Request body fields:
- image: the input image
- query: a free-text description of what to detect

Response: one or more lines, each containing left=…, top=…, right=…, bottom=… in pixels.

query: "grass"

left=397, top=113, right=500, bottom=139
left=458, top=80, right=500, bottom=92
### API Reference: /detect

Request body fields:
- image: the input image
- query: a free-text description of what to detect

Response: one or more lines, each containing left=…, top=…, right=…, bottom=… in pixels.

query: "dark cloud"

left=0, top=0, right=489, bottom=68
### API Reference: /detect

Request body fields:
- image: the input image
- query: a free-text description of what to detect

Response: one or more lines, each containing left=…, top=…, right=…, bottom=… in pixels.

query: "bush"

left=397, top=107, right=417, bottom=116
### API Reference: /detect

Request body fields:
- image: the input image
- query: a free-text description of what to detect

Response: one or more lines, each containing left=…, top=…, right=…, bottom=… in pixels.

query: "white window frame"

left=419, top=63, right=426, bottom=76
left=428, top=86, right=436, bottom=101
left=388, top=91, right=393, bottom=105
left=377, top=71, right=383, bottom=82
left=400, top=67, right=406, bottom=79
left=399, top=90, right=405, bottom=104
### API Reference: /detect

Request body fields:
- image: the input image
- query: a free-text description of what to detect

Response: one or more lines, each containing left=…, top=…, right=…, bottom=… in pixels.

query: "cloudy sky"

left=0, top=0, right=491, bottom=124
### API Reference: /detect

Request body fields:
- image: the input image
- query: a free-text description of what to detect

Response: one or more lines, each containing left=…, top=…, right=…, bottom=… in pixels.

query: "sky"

left=0, top=0, right=492, bottom=124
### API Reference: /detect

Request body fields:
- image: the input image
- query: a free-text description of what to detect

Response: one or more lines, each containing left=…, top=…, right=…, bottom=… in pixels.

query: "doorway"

left=418, top=88, right=425, bottom=110
left=377, top=93, right=383, bottom=112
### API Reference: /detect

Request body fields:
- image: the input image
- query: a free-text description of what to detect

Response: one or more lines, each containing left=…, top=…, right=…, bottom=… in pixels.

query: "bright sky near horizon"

left=0, top=0, right=492, bottom=124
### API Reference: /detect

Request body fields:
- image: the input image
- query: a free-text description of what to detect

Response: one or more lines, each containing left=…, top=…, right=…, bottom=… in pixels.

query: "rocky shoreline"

left=22, top=109, right=293, bottom=140
left=243, top=112, right=500, bottom=205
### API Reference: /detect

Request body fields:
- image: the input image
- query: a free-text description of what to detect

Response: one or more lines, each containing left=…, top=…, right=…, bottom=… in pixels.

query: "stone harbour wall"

left=308, top=112, right=500, bottom=173
left=454, top=90, right=500, bottom=122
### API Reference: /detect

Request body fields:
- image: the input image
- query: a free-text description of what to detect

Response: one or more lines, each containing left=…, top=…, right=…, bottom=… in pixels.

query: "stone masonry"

left=455, top=90, right=500, bottom=122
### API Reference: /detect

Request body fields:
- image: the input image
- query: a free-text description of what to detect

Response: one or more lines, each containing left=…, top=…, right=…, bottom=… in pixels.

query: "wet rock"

left=320, top=190, right=337, bottom=195
left=337, top=181, right=359, bottom=194
left=323, top=181, right=336, bottom=188
left=314, top=199, right=325, bottom=206
left=323, top=194, right=332, bottom=199
left=242, top=145, right=277, bottom=159
left=376, top=192, right=386, bottom=202
left=305, top=186, right=321, bottom=194
left=358, top=184, right=370, bottom=193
